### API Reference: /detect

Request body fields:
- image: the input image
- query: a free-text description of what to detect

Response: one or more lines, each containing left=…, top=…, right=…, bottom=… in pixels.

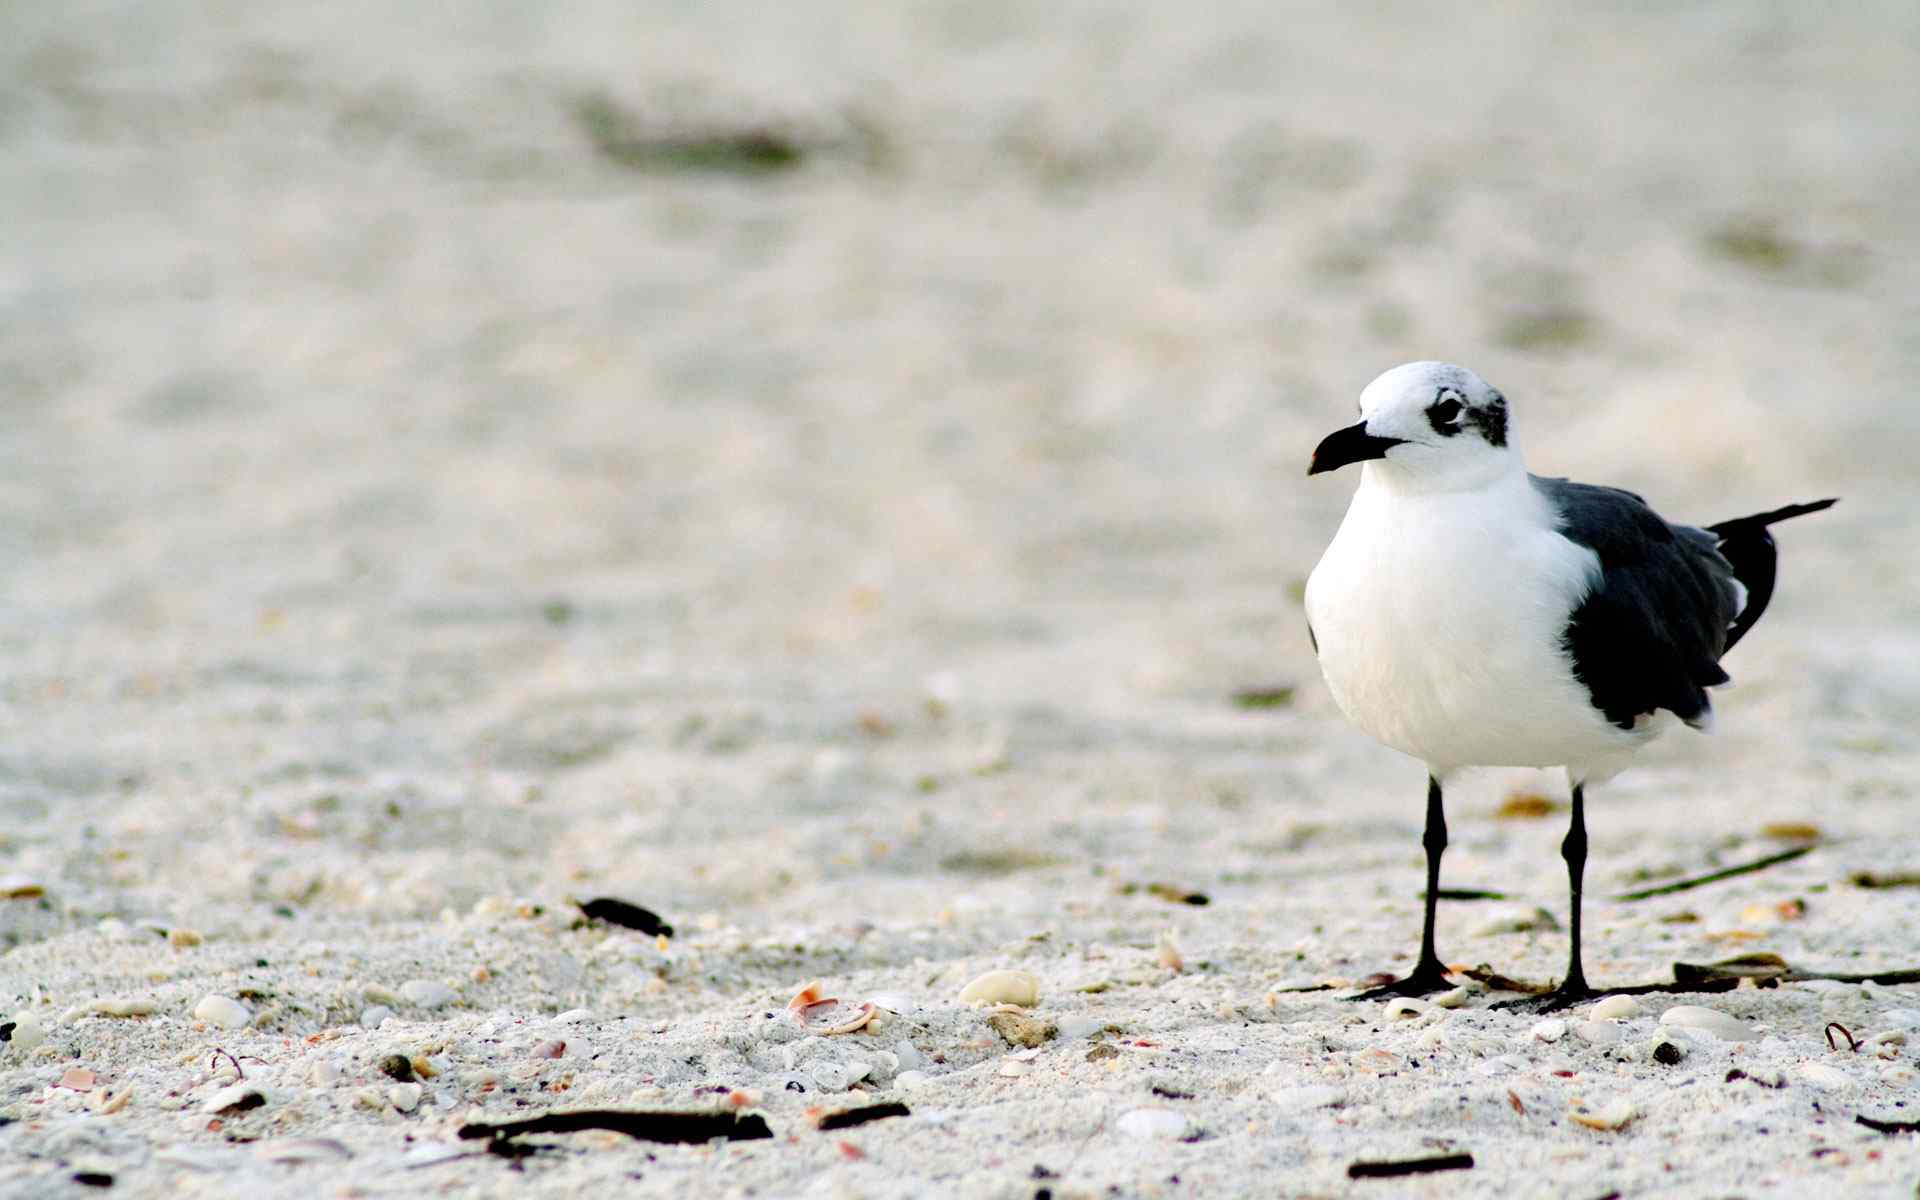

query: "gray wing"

left=1531, top=475, right=1743, bottom=731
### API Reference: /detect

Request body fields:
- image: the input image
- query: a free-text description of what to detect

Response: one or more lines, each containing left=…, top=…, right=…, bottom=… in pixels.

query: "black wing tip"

left=1709, top=497, right=1839, bottom=535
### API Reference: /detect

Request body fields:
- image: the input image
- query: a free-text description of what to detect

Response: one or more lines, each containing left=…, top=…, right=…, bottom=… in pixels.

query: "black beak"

left=1308, top=421, right=1406, bottom=476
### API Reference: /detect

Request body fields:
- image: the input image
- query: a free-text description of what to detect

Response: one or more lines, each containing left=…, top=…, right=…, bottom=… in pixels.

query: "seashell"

left=1384, top=998, right=1434, bottom=1021
left=1531, top=1018, right=1567, bottom=1043
left=88, top=1087, right=132, bottom=1114
left=58, top=1066, right=98, bottom=1090
left=193, top=994, right=251, bottom=1030
left=867, top=992, right=918, bottom=1015
left=1589, top=995, right=1640, bottom=1021
left=1659, top=1005, right=1757, bottom=1042
left=202, top=1083, right=265, bottom=1115
left=787, top=981, right=878, bottom=1035
left=958, top=970, right=1041, bottom=1008
left=1431, top=985, right=1477, bottom=1009
left=388, top=1082, right=424, bottom=1112
left=6, top=1013, right=47, bottom=1050
left=1569, top=1098, right=1636, bottom=1130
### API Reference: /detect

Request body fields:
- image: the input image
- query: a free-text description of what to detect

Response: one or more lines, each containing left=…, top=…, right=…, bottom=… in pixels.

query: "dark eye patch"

left=1426, top=390, right=1464, bottom=435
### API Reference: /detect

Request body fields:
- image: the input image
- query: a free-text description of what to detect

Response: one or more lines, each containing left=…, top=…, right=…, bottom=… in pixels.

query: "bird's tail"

left=1707, top=497, right=1838, bottom=652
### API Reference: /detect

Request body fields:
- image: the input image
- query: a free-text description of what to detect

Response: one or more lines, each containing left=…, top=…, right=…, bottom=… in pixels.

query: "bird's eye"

left=1431, top=398, right=1462, bottom=423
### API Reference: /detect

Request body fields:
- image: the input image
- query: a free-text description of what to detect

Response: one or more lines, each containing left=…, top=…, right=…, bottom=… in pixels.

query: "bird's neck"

left=1361, top=452, right=1527, bottom=498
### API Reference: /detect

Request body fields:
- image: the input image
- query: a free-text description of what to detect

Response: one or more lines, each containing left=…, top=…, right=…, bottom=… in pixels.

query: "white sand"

left=5, top=2, right=1920, bottom=1195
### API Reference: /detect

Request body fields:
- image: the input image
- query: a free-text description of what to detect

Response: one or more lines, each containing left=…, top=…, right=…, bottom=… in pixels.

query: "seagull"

left=1303, top=362, right=1835, bottom=1009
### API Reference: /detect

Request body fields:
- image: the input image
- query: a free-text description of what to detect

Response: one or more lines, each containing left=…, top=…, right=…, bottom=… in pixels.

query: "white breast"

left=1304, top=469, right=1648, bottom=774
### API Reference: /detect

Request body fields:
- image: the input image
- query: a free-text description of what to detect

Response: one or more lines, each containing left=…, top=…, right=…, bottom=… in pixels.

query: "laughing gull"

left=1304, top=361, right=1835, bottom=1008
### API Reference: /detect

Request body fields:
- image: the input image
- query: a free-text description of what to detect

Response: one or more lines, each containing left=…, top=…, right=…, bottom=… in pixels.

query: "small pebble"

left=1431, top=985, right=1475, bottom=1009
left=388, top=1083, right=424, bottom=1113
left=987, top=1012, right=1057, bottom=1048
left=1659, top=1005, right=1757, bottom=1042
left=1651, top=1039, right=1686, bottom=1065
left=1569, top=1098, right=1636, bottom=1131
left=377, top=1054, right=415, bottom=1082
left=168, top=928, right=204, bottom=949
left=359, top=1006, right=394, bottom=1029
left=958, top=970, right=1041, bottom=1008
left=193, top=994, right=252, bottom=1031
left=1384, top=998, right=1433, bottom=1021
left=1589, top=995, right=1639, bottom=1021
left=1116, top=1108, right=1191, bottom=1139
left=893, top=1070, right=932, bottom=1090
left=1531, top=1018, right=1567, bottom=1043
left=531, top=1039, right=567, bottom=1059
left=399, top=980, right=456, bottom=1009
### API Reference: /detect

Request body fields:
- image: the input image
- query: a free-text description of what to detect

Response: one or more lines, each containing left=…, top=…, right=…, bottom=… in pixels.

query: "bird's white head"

left=1309, top=361, right=1520, bottom=492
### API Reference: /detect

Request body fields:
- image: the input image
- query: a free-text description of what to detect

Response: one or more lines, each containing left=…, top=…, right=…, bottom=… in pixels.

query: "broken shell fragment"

left=958, top=969, right=1041, bottom=1008
left=786, top=981, right=878, bottom=1035
left=1569, top=1098, right=1636, bottom=1131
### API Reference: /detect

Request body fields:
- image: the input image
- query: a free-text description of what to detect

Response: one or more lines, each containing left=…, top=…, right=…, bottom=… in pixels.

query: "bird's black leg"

left=1350, top=775, right=1456, bottom=1001
left=1494, top=783, right=1599, bottom=1012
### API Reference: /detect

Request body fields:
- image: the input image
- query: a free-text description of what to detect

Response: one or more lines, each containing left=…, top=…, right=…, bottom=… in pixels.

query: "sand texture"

left=4, top=2, right=1920, bottom=1196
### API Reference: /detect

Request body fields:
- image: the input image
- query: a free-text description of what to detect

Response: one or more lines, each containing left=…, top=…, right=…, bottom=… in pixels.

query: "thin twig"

left=1857, top=1115, right=1920, bottom=1135
left=1825, top=1023, right=1859, bottom=1053
left=1615, top=846, right=1811, bottom=901
left=813, top=1102, right=910, bottom=1131
left=458, top=1110, right=772, bottom=1145
left=1347, top=1152, right=1475, bottom=1179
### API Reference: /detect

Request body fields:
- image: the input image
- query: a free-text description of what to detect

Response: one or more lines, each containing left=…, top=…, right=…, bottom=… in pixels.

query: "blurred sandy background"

left=4, top=3, right=1919, bottom=1196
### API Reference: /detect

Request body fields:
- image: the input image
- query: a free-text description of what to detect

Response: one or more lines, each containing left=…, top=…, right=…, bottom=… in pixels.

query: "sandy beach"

left=5, top=2, right=1920, bottom=1195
